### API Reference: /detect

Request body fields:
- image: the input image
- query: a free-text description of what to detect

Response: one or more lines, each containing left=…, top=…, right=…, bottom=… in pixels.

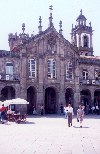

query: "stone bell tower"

left=71, top=10, right=94, bottom=56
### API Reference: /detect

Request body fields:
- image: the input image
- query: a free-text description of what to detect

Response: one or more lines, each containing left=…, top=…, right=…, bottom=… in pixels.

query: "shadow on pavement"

left=20, top=121, right=35, bottom=124
left=73, top=126, right=89, bottom=128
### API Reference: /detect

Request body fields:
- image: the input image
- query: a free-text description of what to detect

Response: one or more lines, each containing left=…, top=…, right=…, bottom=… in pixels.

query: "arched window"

left=47, top=59, right=56, bottom=79
left=28, top=59, right=36, bottom=78
left=83, top=35, right=88, bottom=47
left=66, top=61, right=73, bottom=80
left=6, top=62, right=13, bottom=75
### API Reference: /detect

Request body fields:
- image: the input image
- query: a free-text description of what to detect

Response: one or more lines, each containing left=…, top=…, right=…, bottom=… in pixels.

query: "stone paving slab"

left=0, top=115, right=100, bottom=154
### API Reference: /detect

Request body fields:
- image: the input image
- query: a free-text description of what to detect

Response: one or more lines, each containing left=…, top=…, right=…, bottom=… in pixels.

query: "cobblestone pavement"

left=0, top=114, right=100, bottom=154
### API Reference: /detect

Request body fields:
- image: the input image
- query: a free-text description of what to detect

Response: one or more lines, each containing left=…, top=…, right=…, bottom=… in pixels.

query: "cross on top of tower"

left=49, top=5, right=53, bottom=11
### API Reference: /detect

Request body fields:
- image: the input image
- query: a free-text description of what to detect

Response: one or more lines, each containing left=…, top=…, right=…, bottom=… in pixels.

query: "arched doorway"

left=27, top=86, right=36, bottom=115
left=80, top=89, right=91, bottom=107
left=65, top=88, right=74, bottom=107
left=94, top=90, right=100, bottom=106
left=1, top=86, right=15, bottom=101
left=45, top=87, right=56, bottom=114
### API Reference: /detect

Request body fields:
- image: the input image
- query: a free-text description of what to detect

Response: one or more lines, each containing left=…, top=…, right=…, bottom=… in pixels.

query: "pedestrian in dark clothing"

left=66, top=104, right=74, bottom=127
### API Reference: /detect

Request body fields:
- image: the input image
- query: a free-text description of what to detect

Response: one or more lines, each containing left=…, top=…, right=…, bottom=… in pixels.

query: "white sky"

left=0, top=0, right=100, bottom=56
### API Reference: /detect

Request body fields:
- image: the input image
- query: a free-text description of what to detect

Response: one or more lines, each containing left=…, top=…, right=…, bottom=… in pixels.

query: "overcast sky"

left=0, top=0, right=100, bottom=56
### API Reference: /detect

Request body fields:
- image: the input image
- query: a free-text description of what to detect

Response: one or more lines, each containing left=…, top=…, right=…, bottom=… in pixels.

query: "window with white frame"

left=48, top=59, right=56, bottom=79
left=28, top=59, right=36, bottom=78
left=95, top=69, right=100, bottom=80
left=66, top=61, right=73, bottom=80
left=6, top=62, right=13, bottom=75
left=83, top=69, right=88, bottom=80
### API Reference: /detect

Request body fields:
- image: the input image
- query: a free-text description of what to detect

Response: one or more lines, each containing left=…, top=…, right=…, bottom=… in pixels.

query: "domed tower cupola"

left=71, top=10, right=94, bottom=56
left=76, top=9, right=86, bottom=26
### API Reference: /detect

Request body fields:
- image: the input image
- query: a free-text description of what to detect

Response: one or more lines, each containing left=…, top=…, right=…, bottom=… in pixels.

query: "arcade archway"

left=94, top=89, right=100, bottom=106
left=45, top=87, right=56, bottom=114
left=65, top=88, right=74, bottom=107
left=27, top=86, right=36, bottom=114
left=80, top=89, right=91, bottom=107
left=1, top=86, right=15, bottom=101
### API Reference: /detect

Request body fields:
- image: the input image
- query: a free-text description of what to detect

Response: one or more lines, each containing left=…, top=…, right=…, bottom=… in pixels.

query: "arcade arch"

left=27, top=86, right=36, bottom=114
left=45, top=87, right=57, bottom=114
left=80, top=89, right=91, bottom=107
left=1, top=86, right=15, bottom=101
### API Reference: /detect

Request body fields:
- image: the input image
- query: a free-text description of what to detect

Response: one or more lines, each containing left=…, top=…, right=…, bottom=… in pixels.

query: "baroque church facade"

left=0, top=8, right=100, bottom=114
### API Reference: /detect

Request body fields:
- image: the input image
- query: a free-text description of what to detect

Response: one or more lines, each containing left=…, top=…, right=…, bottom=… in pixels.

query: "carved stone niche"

left=47, top=33, right=57, bottom=51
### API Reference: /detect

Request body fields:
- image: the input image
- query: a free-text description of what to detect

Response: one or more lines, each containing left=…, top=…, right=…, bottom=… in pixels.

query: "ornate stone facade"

left=0, top=8, right=100, bottom=114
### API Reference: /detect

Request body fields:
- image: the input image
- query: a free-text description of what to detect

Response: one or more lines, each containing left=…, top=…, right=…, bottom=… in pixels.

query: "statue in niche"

left=47, top=34, right=56, bottom=52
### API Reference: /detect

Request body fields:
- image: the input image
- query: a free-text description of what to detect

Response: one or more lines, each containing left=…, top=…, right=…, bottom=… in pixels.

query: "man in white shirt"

left=66, top=104, right=74, bottom=127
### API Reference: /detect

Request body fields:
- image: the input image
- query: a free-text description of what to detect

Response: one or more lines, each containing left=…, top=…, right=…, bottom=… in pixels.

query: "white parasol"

left=11, top=98, right=29, bottom=105
left=2, top=100, right=12, bottom=107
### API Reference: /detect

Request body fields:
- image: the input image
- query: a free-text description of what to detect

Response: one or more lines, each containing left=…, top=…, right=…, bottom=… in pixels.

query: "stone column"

left=74, top=90, right=80, bottom=113
left=79, top=33, right=81, bottom=47
left=74, top=58, right=80, bottom=113
left=58, top=57, right=65, bottom=113
left=91, top=90, right=94, bottom=106
left=90, top=33, right=93, bottom=48
left=36, top=54, right=44, bottom=112
left=15, top=84, right=21, bottom=98
left=20, top=47, right=27, bottom=100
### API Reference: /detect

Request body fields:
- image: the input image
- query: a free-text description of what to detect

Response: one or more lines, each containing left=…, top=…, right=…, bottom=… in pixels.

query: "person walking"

left=66, top=104, right=74, bottom=127
left=0, top=104, right=7, bottom=124
left=77, top=105, right=84, bottom=128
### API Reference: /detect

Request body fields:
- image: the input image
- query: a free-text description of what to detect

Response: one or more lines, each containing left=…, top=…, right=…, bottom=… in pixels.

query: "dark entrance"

left=94, top=90, right=100, bottom=106
left=80, top=89, right=91, bottom=107
left=27, top=86, right=36, bottom=115
left=65, top=88, right=74, bottom=107
left=1, top=86, right=15, bottom=101
left=45, top=87, right=56, bottom=114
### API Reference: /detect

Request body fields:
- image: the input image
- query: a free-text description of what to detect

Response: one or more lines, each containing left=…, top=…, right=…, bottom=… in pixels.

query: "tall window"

left=48, top=59, right=56, bottom=79
left=83, top=35, right=88, bottom=47
left=66, top=61, right=73, bottom=80
left=83, top=69, right=88, bottom=80
left=95, top=69, right=100, bottom=80
left=6, top=62, right=13, bottom=75
left=28, top=59, right=36, bottom=78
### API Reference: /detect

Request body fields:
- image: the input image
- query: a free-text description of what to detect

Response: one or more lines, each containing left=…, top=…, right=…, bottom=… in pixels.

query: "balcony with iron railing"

left=0, top=74, right=20, bottom=82
left=79, top=78, right=100, bottom=86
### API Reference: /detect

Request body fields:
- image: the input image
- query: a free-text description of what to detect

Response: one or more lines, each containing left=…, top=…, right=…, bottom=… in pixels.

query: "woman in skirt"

left=77, top=105, right=84, bottom=128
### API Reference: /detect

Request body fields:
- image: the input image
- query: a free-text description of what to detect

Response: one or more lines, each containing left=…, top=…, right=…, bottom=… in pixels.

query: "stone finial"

left=80, top=9, right=82, bottom=15
left=59, top=20, right=63, bottom=35
left=72, top=24, right=73, bottom=29
left=49, top=5, right=53, bottom=27
left=39, top=16, right=42, bottom=26
left=89, top=22, right=91, bottom=27
left=38, top=16, right=42, bottom=34
left=22, top=23, right=25, bottom=33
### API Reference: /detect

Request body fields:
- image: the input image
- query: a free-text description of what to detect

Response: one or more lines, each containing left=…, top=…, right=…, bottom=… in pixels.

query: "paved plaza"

left=0, top=114, right=100, bottom=154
